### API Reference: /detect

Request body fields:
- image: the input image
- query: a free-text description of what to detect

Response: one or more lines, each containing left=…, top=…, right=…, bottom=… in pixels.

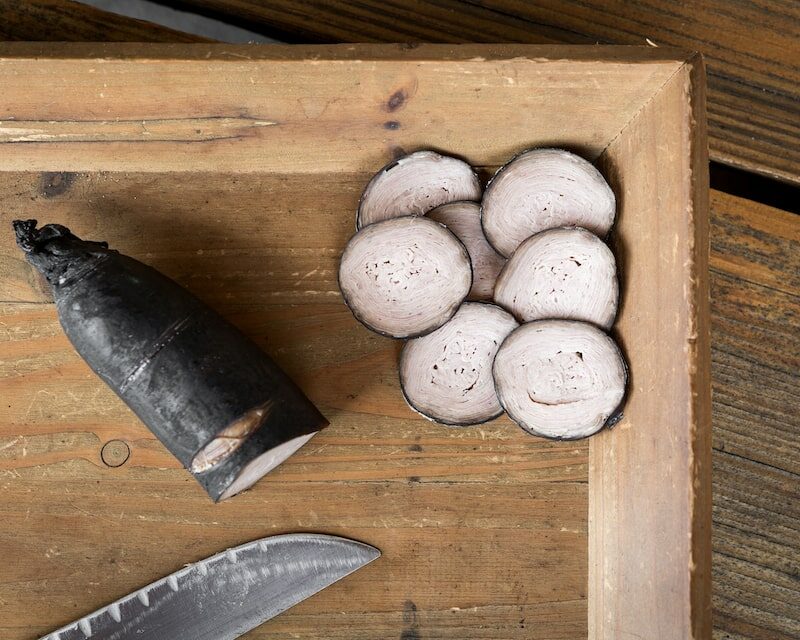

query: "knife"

left=40, top=533, right=380, bottom=640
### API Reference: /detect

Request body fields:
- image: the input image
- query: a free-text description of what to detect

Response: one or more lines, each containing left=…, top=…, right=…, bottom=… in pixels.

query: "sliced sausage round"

left=493, top=320, right=627, bottom=439
left=400, top=302, right=518, bottom=425
left=481, top=148, right=615, bottom=257
left=494, top=227, right=618, bottom=329
left=428, top=201, right=506, bottom=301
left=357, top=150, right=481, bottom=229
left=339, top=216, right=472, bottom=338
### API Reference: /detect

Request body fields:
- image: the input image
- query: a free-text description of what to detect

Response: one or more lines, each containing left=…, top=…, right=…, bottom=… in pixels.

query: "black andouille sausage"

left=13, top=220, right=327, bottom=501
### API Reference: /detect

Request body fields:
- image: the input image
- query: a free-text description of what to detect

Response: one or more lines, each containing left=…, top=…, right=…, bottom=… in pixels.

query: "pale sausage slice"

left=357, top=150, right=481, bottom=229
left=493, top=320, right=627, bottom=439
left=482, top=148, right=615, bottom=257
left=428, top=201, right=505, bottom=301
left=339, top=216, right=472, bottom=338
left=400, top=302, right=518, bottom=425
left=494, top=227, right=618, bottom=329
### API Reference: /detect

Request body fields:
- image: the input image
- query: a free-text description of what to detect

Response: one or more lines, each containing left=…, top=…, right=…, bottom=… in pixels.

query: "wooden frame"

left=0, top=44, right=710, bottom=639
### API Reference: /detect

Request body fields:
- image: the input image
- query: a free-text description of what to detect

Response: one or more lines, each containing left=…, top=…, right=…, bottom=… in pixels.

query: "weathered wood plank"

left=712, top=454, right=800, bottom=640
left=0, top=45, right=683, bottom=174
left=0, top=171, right=361, bottom=305
left=709, top=190, right=800, bottom=640
left=590, top=57, right=711, bottom=640
left=164, top=0, right=800, bottom=183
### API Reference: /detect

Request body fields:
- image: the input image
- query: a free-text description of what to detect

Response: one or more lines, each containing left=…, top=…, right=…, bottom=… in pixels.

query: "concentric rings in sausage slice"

left=493, top=320, right=627, bottom=439
left=494, top=227, right=618, bottom=329
left=338, top=216, right=472, bottom=338
left=481, top=148, right=616, bottom=257
left=400, top=302, right=518, bottom=425
left=357, top=150, right=481, bottom=229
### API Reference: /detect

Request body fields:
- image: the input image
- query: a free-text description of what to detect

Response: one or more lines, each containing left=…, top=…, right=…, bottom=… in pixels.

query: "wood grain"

left=590, top=57, right=711, bottom=639
left=5, top=188, right=796, bottom=639
left=709, top=190, right=800, bottom=640
left=0, top=0, right=208, bottom=43
left=165, top=0, right=800, bottom=184
left=0, top=186, right=590, bottom=639
left=0, top=44, right=683, bottom=174
left=4, top=190, right=795, bottom=639
left=0, top=46, right=708, bottom=639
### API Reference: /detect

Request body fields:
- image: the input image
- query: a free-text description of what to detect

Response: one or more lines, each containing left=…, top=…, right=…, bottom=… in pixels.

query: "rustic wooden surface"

left=709, top=191, right=800, bottom=640
left=0, top=43, right=684, bottom=175
left=0, top=175, right=591, bottom=640
left=2, top=1, right=798, bottom=634
left=0, top=0, right=208, bottom=43
left=0, top=4, right=796, bottom=638
left=4, top=187, right=797, bottom=640
left=0, top=46, right=709, bottom=639
left=5, top=0, right=798, bottom=184
left=164, top=0, right=800, bottom=185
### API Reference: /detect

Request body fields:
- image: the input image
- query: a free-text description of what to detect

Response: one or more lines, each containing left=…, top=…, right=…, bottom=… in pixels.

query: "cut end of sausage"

left=357, top=150, right=482, bottom=229
left=428, top=201, right=506, bottom=301
left=481, top=148, right=616, bottom=257
left=218, top=432, right=316, bottom=501
left=494, top=227, right=618, bottom=329
left=400, top=302, right=518, bottom=425
left=493, top=320, right=627, bottom=439
left=191, top=399, right=320, bottom=501
left=339, top=216, right=472, bottom=338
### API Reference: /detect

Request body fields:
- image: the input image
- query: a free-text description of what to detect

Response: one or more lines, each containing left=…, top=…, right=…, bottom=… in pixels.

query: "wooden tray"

left=0, top=44, right=710, bottom=639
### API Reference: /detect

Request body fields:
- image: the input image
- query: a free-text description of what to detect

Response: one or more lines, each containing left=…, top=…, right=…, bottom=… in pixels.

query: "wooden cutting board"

left=0, top=44, right=710, bottom=639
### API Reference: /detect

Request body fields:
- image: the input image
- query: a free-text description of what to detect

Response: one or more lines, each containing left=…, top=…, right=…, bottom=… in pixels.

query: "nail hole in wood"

left=101, top=440, right=130, bottom=467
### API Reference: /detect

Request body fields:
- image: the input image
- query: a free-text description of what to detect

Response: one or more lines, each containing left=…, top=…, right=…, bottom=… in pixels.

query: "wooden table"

left=0, top=2, right=797, bottom=639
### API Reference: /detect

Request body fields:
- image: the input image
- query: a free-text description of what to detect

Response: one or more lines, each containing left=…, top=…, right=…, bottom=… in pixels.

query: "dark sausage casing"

left=13, top=220, right=327, bottom=501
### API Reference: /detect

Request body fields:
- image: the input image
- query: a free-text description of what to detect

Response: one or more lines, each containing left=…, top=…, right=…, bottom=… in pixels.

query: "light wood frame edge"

left=589, top=53, right=711, bottom=640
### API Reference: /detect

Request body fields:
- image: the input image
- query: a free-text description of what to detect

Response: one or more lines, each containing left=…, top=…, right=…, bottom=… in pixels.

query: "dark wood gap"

left=158, top=0, right=333, bottom=43
left=711, top=163, right=800, bottom=215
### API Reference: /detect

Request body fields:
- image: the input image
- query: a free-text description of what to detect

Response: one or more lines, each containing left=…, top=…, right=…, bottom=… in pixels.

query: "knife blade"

left=40, top=533, right=380, bottom=640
